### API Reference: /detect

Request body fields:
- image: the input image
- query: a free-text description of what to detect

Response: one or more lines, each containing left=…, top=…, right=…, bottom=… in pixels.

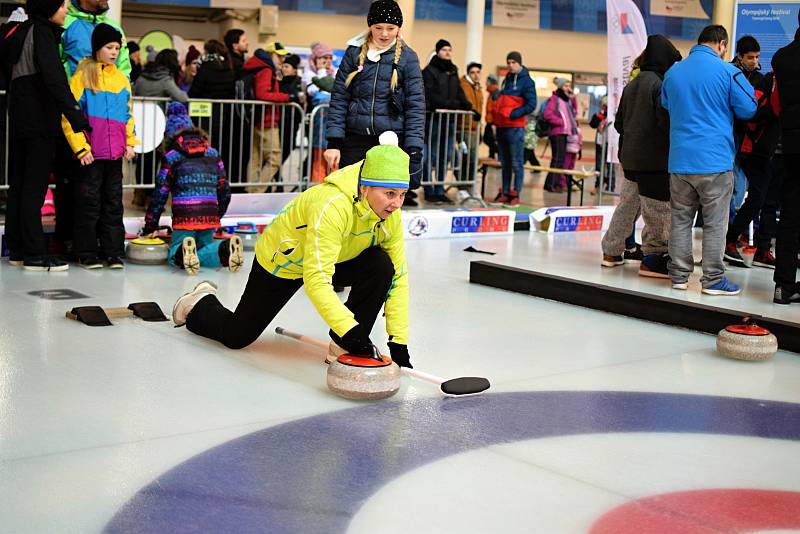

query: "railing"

left=0, top=90, right=7, bottom=190
left=128, top=97, right=307, bottom=192
left=423, top=109, right=483, bottom=205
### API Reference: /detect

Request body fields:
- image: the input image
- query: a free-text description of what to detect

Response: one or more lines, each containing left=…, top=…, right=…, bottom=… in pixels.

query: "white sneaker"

left=182, top=237, right=200, bottom=276
left=326, top=340, right=347, bottom=364
left=228, top=235, right=244, bottom=273
left=172, top=280, right=218, bottom=326
left=672, top=280, right=689, bottom=290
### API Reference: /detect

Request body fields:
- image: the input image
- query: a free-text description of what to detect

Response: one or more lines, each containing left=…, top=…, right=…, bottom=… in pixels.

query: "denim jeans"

left=668, top=172, right=733, bottom=287
left=729, top=161, right=747, bottom=223
left=496, top=127, right=525, bottom=195
left=424, top=115, right=456, bottom=197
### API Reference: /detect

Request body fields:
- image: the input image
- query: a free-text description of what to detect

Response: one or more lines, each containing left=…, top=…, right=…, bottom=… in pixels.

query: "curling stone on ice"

left=716, top=317, right=778, bottom=361
left=234, top=222, right=259, bottom=251
left=126, top=237, right=169, bottom=264
left=327, top=350, right=401, bottom=400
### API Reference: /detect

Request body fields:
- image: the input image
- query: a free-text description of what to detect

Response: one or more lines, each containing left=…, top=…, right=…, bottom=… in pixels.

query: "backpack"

left=0, top=20, right=30, bottom=90
left=534, top=112, right=551, bottom=138
left=235, top=69, right=260, bottom=101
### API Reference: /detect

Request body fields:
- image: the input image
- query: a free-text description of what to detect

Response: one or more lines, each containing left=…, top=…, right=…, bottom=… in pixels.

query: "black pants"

left=73, top=159, right=125, bottom=259
left=52, top=137, right=78, bottom=243
left=484, top=124, right=497, bottom=159
left=6, top=135, right=56, bottom=260
left=727, top=155, right=774, bottom=246
left=774, top=154, right=800, bottom=289
left=524, top=148, right=540, bottom=167
left=756, top=154, right=785, bottom=250
left=545, top=134, right=567, bottom=191
left=340, top=135, right=380, bottom=168
left=187, top=247, right=395, bottom=350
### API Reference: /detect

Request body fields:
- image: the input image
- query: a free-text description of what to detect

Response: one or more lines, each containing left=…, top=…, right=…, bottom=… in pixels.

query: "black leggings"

left=186, top=247, right=395, bottom=350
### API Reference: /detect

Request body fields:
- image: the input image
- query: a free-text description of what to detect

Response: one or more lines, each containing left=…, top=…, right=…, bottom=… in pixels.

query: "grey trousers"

left=601, top=177, right=640, bottom=256
left=640, top=196, right=671, bottom=255
left=667, top=171, right=733, bottom=287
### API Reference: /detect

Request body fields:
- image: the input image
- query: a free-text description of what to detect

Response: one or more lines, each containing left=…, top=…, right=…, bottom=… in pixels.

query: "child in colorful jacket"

left=142, top=102, right=240, bottom=275
left=61, top=24, right=138, bottom=269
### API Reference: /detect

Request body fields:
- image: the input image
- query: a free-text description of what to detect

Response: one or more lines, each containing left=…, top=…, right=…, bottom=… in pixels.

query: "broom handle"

left=274, top=327, right=445, bottom=386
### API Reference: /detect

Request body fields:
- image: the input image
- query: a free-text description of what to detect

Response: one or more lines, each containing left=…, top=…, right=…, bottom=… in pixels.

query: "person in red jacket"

left=243, top=42, right=290, bottom=193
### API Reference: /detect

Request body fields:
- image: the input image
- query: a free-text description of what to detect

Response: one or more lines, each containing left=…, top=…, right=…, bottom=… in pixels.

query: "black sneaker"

left=723, top=242, right=748, bottom=267
left=407, top=190, right=418, bottom=199
left=23, top=257, right=69, bottom=272
left=403, top=196, right=418, bottom=207
left=79, top=256, right=104, bottom=270
left=623, top=245, right=643, bottom=263
left=8, top=253, right=23, bottom=267
left=106, top=256, right=125, bottom=269
left=774, top=285, right=800, bottom=305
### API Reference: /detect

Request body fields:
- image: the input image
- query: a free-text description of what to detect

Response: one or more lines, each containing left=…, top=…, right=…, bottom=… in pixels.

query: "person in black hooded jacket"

left=772, top=16, right=800, bottom=303
left=421, top=39, right=472, bottom=204
left=603, top=34, right=682, bottom=278
left=3, top=0, right=90, bottom=271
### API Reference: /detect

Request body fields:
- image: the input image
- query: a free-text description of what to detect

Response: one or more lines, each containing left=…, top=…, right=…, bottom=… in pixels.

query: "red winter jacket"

left=243, top=53, right=289, bottom=128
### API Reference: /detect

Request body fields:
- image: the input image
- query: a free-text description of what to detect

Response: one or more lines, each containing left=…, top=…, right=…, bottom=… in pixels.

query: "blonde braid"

left=390, top=37, right=403, bottom=91
left=345, top=39, right=369, bottom=88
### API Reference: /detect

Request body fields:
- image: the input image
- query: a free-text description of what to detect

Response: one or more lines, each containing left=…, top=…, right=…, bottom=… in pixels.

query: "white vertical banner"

left=606, top=0, right=648, bottom=162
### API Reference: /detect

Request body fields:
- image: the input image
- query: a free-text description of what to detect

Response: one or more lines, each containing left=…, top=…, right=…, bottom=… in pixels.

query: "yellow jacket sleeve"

left=380, top=217, right=409, bottom=345
left=302, top=194, right=359, bottom=338
left=61, top=75, right=90, bottom=157
left=124, top=78, right=139, bottom=147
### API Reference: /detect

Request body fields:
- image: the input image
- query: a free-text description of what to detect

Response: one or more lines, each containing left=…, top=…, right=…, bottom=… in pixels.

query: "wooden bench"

left=478, top=157, right=597, bottom=206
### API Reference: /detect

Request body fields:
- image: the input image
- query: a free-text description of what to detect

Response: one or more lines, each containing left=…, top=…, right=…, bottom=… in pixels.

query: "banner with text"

left=606, top=0, right=648, bottom=163
left=734, top=1, right=799, bottom=72
left=492, top=0, right=541, bottom=29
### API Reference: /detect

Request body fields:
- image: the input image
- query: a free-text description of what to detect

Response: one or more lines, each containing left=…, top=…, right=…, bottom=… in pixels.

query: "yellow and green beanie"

left=360, top=131, right=410, bottom=188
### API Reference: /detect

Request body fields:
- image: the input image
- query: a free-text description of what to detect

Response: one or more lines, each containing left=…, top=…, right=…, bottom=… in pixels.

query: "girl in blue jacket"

left=324, top=0, right=425, bottom=192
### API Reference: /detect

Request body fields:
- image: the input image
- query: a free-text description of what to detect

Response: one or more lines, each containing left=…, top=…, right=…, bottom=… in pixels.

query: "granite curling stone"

left=716, top=318, right=778, bottom=361
left=327, top=354, right=401, bottom=400
left=126, top=237, right=169, bottom=265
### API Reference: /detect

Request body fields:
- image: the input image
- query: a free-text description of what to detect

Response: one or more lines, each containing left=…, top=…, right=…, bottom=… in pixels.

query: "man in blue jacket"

left=661, top=25, right=757, bottom=295
left=492, top=51, right=536, bottom=206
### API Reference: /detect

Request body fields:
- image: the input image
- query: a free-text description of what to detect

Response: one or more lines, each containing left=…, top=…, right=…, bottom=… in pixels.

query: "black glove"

left=388, top=342, right=413, bottom=368
left=332, top=326, right=373, bottom=356
left=472, top=110, right=482, bottom=121
left=407, top=151, right=423, bottom=190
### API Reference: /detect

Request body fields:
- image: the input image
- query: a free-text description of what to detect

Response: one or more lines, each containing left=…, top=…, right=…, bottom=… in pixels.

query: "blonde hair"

left=344, top=34, right=403, bottom=92
left=75, top=57, right=101, bottom=93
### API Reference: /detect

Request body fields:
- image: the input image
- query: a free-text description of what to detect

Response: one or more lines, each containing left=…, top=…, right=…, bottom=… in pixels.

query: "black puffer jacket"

left=422, top=55, right=471, bottom=112
left=326, top=40, right=426, bottom=154
left=773, top=28, right=800, bottom=154
left=615, top=35, right=681, bottom=172
left=5, top=16, right=88, bottom=139
left=188, top=55, right=235, bottom=100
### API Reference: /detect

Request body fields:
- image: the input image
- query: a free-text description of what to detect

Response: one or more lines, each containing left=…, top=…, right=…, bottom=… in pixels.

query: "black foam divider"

left=469, top=260, right=800, bottom=354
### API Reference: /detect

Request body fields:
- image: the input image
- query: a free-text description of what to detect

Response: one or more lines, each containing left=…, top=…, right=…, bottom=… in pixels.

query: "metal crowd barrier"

left=306, top=103, right=330, bottom=185
left=127, top=97, right=307, bottom=192
left=423, top=110, right=483, bottom=205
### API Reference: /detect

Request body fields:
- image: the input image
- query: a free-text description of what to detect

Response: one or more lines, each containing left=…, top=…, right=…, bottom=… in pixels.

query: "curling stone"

left=716, top=317, right=778, bottom=361
left=234, top=222, right=259, bottom=251
left=327, top=354, right=401, bottom=400
left=126, top=237, right=169, bottom=265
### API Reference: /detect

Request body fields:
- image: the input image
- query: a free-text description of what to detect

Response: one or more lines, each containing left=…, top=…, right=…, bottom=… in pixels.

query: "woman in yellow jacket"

left=61, top=24, right=138, bottom=269
left=172, top=132, right=413, bottom=368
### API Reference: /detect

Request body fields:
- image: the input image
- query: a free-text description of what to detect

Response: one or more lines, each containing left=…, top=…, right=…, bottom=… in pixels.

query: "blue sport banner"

left=734, top=2, right=800, bottom=72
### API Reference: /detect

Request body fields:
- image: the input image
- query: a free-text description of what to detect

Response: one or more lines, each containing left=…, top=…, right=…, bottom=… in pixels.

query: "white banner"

left=492, top=0, right=541, bottom=29
left=606, top=0, right=648, bottom=163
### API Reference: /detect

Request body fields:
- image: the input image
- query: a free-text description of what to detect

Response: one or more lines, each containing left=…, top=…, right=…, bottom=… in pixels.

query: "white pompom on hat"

left=378, top=130, right=399, bottom=146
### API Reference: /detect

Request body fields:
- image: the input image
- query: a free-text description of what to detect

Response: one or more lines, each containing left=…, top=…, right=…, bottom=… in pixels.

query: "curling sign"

left=401, top=210, right=514, bottom=239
